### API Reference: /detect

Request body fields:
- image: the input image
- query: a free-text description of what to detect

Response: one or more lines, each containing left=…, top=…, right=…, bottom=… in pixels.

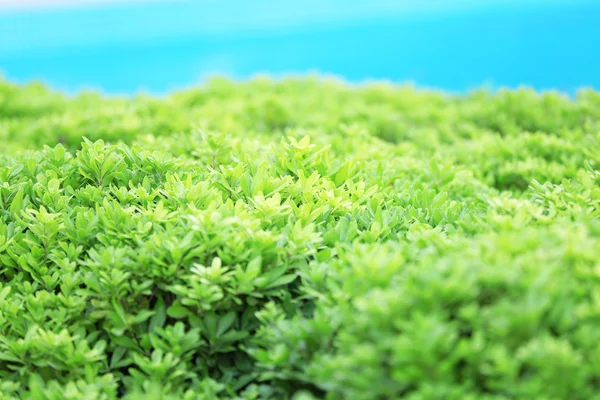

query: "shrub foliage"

left=1, top=77, right=600, bottom=399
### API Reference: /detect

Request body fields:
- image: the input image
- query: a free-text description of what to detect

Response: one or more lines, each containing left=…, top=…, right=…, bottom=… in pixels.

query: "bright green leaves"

left=253, top=226, right=600, bottom=400
left=0, top=326, right=106, bottom=381
left=77, top=138, right=125, bottom=188
left=275, top=136, right=332, bottom=178
left=20, top=206, right=63, bottom=249
left=8, top=187, right=25, bottom=216
left=0, top=136, right=348, bottom=396
left=1, top=79, right=600, bottom=399
left=130, top=349, right=194, bottom=387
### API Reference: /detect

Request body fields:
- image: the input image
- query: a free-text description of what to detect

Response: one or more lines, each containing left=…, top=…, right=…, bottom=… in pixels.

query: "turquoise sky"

left=1, top=0, right=599, bottom=93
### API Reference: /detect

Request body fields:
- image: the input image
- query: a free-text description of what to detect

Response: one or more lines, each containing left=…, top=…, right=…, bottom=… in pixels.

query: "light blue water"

left=1, top=0, right=599, bottom=94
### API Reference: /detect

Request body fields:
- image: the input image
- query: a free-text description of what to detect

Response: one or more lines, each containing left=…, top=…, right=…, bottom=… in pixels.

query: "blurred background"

left=1, top=0, right=599, bottom=94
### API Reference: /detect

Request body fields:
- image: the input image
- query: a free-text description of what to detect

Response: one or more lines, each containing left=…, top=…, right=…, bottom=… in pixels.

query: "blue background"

left=1, top=0, right=599, bottom=94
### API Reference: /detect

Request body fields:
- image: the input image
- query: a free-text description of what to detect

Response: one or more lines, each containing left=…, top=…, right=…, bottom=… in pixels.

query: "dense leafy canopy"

left=1, top=77, right=600, bottom=399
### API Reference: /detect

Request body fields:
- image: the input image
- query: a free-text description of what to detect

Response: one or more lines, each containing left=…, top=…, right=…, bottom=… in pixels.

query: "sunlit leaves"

left=1, top=77, right=600, bottom=399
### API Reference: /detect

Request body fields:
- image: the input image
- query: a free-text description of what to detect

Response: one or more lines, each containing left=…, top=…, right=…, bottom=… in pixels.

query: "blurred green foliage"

left=1, top=77, right=600, bottom=399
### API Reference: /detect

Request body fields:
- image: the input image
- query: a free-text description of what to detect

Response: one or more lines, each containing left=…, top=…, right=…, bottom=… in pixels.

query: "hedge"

left=1, top=77, right=599, bottom=399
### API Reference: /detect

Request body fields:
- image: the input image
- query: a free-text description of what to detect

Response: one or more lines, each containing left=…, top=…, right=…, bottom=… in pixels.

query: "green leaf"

left=9, top=188, right=24, bottom=216
left=166, top=303, right=189, bottom=319
left=149, top=296, right=167, bottom=331
left=216, top=311, right=237, bottom=337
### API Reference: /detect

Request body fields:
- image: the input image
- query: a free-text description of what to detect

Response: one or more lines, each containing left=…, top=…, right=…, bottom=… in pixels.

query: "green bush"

left=1, top=76, right=600, bottom=399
